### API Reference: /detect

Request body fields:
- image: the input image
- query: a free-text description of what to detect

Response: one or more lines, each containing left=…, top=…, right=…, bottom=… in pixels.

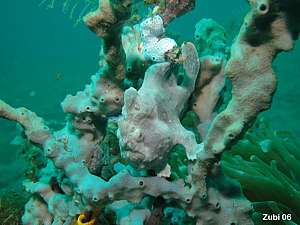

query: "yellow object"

left=76, top=212, right=96, bottom=225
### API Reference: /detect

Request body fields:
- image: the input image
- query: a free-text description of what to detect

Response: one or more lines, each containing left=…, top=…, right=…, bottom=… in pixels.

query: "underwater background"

left=0, top=0, right=300, bottom=224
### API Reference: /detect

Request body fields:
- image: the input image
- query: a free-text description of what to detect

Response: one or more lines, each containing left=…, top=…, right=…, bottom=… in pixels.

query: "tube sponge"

left=192, top=19, right=228, bottom=139
left=203, top=0, right=299, bottom=161
left=154, top=0, right=196, bottom=24
left=0, top=100, right=51, bottom=145
left=84, top=0, right=131, bottom=38
left=22, top=198, right=53, bottom=225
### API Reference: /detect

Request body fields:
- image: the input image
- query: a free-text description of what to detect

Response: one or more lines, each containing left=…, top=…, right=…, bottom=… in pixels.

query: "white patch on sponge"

left=140, top=15, right=177, bottom=62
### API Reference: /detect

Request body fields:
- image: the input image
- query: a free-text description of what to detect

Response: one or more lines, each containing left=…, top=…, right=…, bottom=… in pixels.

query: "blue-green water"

left=0, top=1, right=300, bottom=224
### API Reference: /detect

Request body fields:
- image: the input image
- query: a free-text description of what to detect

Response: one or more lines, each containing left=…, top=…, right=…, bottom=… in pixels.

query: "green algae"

left=222, top=119, right=300, bottom=224
left=168, top=144, right=189, bottom=180
left=0, top=191, right=28, bottom=225
left=181, top=111, right=202, bottom=143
